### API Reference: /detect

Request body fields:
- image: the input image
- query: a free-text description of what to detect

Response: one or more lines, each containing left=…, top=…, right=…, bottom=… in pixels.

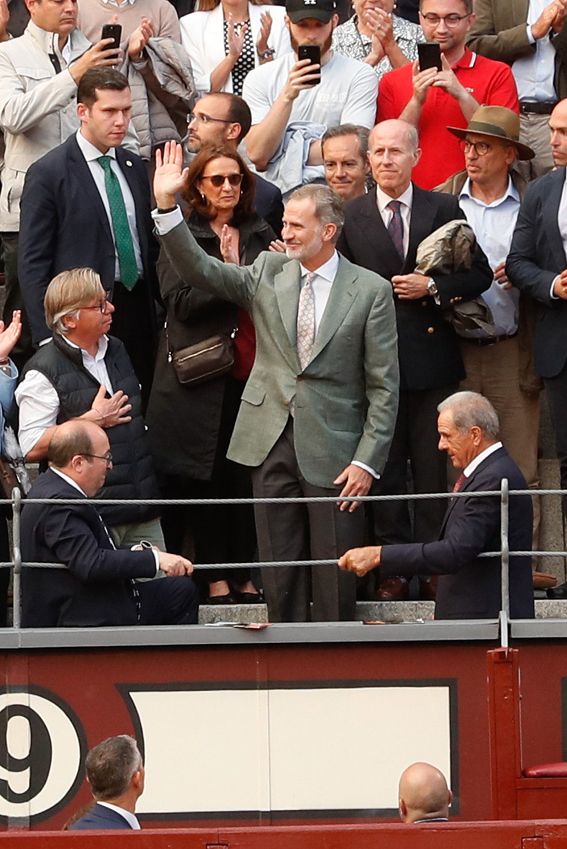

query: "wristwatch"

left=258, top=47, right=275, bottom=60
left=0, top=358, right=11, bottom=377
left=427, top=278, right=439, bottom=298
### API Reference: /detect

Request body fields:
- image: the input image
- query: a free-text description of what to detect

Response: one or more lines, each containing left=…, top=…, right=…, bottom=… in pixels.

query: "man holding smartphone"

left=377, top=0, right=519, bottom=189
left=242, top=0, right=377, bottom=196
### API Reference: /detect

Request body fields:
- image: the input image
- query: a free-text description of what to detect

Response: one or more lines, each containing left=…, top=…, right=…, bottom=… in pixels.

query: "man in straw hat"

left=436, top=106, right=544, bottom=578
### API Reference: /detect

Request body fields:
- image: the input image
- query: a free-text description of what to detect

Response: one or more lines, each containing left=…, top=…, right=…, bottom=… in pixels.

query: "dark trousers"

left=545, top=369, right=567, bottom=519
left=137, top=575, right=199, bottom=625
left=253, top=419, right=363, bottom=623
left=111, top=280, right=157, bottom=412
left=372, top=385, right=455, bottom=546
left=0, top=232, right=34, bottom=370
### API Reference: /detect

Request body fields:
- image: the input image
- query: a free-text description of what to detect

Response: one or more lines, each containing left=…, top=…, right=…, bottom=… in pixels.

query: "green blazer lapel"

left=274, top=259, right=301, bottom=351
left=310, top=257, right=358, bottom=362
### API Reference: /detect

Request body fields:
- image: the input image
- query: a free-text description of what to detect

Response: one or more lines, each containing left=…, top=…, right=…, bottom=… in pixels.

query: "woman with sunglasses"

left=147, top=145, right=275, bottom=604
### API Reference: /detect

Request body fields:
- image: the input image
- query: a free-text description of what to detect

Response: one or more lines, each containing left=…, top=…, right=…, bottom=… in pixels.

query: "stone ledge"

left=198, top=599, right=567, bottom=625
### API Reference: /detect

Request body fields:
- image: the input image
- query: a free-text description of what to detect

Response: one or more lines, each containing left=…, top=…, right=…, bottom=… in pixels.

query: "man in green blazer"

left=153, top=142, right=399, bottom=622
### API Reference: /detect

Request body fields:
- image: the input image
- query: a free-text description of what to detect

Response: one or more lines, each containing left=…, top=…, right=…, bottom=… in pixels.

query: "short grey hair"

left=85, top=735, right=142, bottom=801
left=286, top=184, right=345, bottom=241
left=321, top=124, right=370, bottom=161
left=438, top=391, right=500, bottom=439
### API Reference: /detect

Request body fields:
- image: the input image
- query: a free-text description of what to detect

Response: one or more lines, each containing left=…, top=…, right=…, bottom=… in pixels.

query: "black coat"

left=506, top=167, right=567, bottom=379
left=18, top=134, right=159, bottom=346
left=21, top=469, right=157, bottom=628
left=338, top=185, right=492, bottom=390
left=146, top=213, right=275, bottom=480
left=380, top=447, right=535, bottom=619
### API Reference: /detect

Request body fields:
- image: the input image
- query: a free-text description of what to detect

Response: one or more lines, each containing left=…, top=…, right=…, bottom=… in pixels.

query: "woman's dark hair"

left=181, top=145, right=256, bottom=225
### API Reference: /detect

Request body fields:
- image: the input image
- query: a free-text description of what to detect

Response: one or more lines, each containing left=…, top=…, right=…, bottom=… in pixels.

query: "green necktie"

left=97, top=155, right=138, bottom=290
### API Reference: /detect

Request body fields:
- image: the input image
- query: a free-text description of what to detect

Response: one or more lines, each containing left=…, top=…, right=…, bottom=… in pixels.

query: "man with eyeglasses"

left=436, top=106, right=543, bottom=564
left=21, top=420, right=198, bottom=628
left=467, top=0, right=567, bottom=179
left=377, top=0, right=519, bottom=189
left=186, top=92, right=284, bottom=235
left=16, top=267, right=166, bottom=554
left=18, top=67, right=159, bottom=408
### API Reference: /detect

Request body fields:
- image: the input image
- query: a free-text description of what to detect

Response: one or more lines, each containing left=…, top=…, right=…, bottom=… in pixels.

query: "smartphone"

left=101, top=23, right=122, bottom=50
left=418, top=41, right=442, bottom=72
left=297, top=44, right=321, bottom=86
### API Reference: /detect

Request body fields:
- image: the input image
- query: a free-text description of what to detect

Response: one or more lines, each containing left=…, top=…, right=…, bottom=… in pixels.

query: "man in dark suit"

left=154, top=150, right=399, bottom=622
left=338, top=119, right=492, bottom=599
left=18, top=68, right=159, bottom=406
left=21, top=419, right=198, bottom=628
left=70, top=735, right=144, bottom=830
left=187, top=91, right=284, bottom=236
left=507, top=98, right=567, bottom=577
left=339, top=391, right=535, bottom=619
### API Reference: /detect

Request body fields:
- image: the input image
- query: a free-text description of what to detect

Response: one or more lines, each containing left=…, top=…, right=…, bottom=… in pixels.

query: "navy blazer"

left=254, top=173, right=284, bottom=237
left=21, top=469, right=156, bottom=628
left=69, top=802, right=135, bottom=830
left=18, top=133, right=159, bottom=346
left=506, top=167, right=567, bottom=379
left=380, top=447, right=534, bottom=619
left=338, top=185, right=492, bottom=391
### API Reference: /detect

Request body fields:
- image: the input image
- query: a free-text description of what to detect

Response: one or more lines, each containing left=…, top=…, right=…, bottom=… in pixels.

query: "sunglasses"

left=200, top=173, right=243, bottom=187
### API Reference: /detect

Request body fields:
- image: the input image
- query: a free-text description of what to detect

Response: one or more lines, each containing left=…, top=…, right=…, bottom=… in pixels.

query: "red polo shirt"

left=376, top=49, right=519, bottom=189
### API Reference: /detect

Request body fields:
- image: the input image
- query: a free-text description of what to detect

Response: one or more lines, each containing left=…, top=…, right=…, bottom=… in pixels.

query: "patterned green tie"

left=97, top=155, right=138, bottom=290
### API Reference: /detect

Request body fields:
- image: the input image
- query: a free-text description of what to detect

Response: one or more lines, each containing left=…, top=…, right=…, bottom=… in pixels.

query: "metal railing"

left=0, top=479, right=550, bottom=636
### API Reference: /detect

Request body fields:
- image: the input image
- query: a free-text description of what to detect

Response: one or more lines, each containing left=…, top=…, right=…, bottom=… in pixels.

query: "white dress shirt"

left=464, top=441, right=503, bottom=478
left=97, top=802, right=141, bottom=829
left=76, top=130, right=143, bottom=280
left=15, top=336, right=114, bottom=458
left=513, top=0, right=556, bottom=102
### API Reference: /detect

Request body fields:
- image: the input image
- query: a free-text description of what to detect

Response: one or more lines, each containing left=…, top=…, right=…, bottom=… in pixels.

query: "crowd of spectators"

left=0, top=0, right=565, bottom=625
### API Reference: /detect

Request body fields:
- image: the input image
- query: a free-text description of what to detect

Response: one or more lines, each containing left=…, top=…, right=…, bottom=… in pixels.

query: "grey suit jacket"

left=159, top=222, right=399, bottom=487
left=467, top=0, right=567, bottom=99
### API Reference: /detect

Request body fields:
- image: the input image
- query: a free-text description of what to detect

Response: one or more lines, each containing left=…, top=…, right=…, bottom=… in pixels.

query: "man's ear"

left=225, top=122, right=241, bottom=142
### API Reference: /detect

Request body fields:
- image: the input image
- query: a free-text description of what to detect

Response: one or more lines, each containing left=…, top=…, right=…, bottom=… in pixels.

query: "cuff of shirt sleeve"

left=527, top=23, right=536, bottom=44
left=152, top=206, right=184, bottom=235
left=551, top=275, right=560, bottom=299
left=352, top=460, right=380, bottom=480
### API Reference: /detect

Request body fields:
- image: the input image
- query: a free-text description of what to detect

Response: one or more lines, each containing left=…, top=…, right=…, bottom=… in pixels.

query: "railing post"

left=500, top=478, right=510, bottom=630
left=11, top=486, right=22, bottom=629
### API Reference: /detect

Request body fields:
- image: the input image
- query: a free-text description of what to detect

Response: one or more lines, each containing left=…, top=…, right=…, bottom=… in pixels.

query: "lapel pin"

left=126, top=160, right=133, bottom=167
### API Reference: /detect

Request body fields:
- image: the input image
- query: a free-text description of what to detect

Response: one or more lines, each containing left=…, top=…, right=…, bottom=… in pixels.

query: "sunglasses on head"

left=201, top=173, right=243, bottom=187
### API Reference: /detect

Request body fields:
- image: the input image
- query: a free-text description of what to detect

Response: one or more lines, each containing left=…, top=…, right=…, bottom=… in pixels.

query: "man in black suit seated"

left=70, top=735, right=144, bottom=830
left=339, top=391, right=534, bottom=619
left=21, top=420, right=199, bottom=628
left=187, top=92, right=284, bottom=236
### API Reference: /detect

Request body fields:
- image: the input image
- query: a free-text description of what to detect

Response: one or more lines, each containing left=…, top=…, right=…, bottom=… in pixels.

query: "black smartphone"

left=418, top=41, right=442, bottom=72
left=101, top=23, right=122, bottom=50
left=297, top=44, right=321, bottom=86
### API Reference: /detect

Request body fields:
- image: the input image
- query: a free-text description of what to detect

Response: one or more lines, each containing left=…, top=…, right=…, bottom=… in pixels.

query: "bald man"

left=398, top=762, right=452, bottom=824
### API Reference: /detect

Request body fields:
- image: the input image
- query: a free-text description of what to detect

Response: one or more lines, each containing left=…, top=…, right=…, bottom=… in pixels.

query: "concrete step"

left=198, top=599, right=567, bottom=625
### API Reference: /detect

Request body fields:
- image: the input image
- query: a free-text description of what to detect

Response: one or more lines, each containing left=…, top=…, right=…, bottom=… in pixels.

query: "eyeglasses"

left=82, top=451, right=113, bottom=466
left=420, top=12, right=470, bottom=25
left=80, top=296, right=112, bottom=314
left=461, top=139, right=493, bottom=156
left=187, top=111, right=233, bottom=125
left=200, top=173, right=243, bottom=187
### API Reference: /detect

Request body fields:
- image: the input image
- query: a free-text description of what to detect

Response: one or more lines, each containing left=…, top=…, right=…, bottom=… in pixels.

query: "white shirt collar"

left=459, top=175, right=520, bottom=207
left=62, top=333, right=109, bottom=361
left=97, top=802, right=141, bottom=830
left=464, top=441, right=503, bottom=478
left=50, top=466, right=87, bottom=497
left=299, top=250, right=339, bottom=282
left=76, top=129, right=117, bottom=163
left=376, top=182, right=413, bottom=214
